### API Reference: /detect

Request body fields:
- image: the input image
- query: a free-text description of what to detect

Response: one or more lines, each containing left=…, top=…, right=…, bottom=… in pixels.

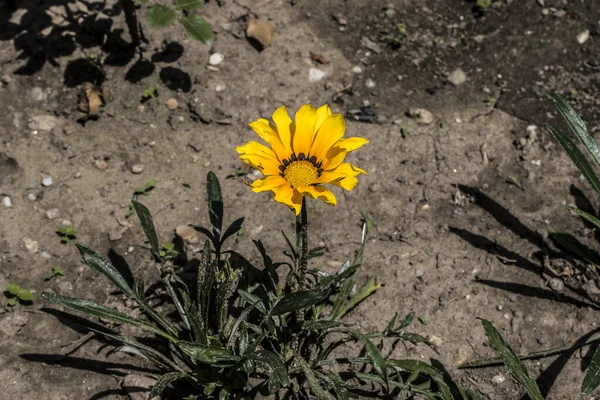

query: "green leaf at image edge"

left=479, top=318, right=543, bottom=400
left=182, top=14, right=214, bottom=45
left=583, top=344, right=600, bottom=394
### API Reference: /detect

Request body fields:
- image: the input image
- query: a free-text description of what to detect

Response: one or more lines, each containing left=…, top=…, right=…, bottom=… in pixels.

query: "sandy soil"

left=1, top=0, right=600, bottom=398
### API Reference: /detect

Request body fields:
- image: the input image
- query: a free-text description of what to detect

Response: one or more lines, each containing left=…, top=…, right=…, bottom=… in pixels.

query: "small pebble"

left=308, top=68, right=325, bottom=83
left=166, top=98, right=178, bottom=110
left=447, top=68, right=467, bottom=86
left=45, top=208, right=60, bottom=219
left=215, top=84, right=226, bottom=93
left=549, top=278, right=564, bottom=291
left=492, top=375, right=506, bottom=385
left=131, top=164, right=144, bottom=174
left=209, top=53, right=224, bottom=66
left=42, top=177, right=53, bottom=187
left=497, top=305, right=503, bottom=311
left=2, top=196, right=12, bottom=207
left=22, top=237, right=39, bottom=253
left=365, top=78, right=376, bottom=88
left=175, top=225, right=197, bottom=242
left=415, top=268, right=424, bottom=277
left=577, top=30, right=590, bottom=45
left=41, top=251, right=52, bottom=259
left=351, top=66, right=363, bottom=74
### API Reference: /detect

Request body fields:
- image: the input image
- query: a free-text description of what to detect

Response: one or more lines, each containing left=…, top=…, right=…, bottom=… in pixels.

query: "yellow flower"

left=236, top=104, right=368, bottom=215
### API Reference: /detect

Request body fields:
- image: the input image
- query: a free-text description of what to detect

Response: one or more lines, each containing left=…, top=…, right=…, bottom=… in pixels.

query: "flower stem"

left=296, top=197, right=308, bottom=290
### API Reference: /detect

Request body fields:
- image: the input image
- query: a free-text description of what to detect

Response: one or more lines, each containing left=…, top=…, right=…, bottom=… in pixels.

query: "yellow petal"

left=293, top=104, right=317, bottom=157
left=236, top=141, right=281, bottom=175
left=272, top=106, right=294, bottom=154
left=315, top=104, right=332, bottom=134
left=310, top=114, right=346, bottom=162
left=316, top=162, right=366, bottom=191
left=297, top=185, right=337, bottom=206
left=320, top=137, right=369, bottom=170
left=249, top=119, right=289, bottom=161
left=273, top=184, right=303, bottom=215
left=251, top=175, right=287, bottom=193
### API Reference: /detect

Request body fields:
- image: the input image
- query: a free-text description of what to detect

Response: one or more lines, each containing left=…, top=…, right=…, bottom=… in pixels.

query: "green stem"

left=296, top=197, right=308, bottom=290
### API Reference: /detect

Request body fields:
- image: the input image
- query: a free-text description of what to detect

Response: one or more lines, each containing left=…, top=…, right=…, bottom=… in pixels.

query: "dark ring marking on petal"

left=280, top=172, right=285, bottom=177
left=317, top=168, right=323, bottom=175
left=309, top=155, right=317, bottom=164
left=291, top=154, right=298, bottom=161
left=279, top=165, right=286, bottom=172
left=282, top=159, right=290, bottom=166
left=298, top=153, right=306, bottom=160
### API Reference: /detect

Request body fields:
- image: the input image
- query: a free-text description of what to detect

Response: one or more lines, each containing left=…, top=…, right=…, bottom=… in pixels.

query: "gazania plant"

left=43, top=105, right=479, bottom=399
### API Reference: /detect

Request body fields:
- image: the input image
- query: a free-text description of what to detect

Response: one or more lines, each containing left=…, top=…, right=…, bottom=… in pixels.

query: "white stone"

left=577, top=30, right=590, bottom=45
left=308, top=68, right=326, bottom=83
left=365, top=78, right=376, bottom=88
left=42, top=177, right=53, bottom=187
left=351, top=66, right=363, bottom=74
left=131, top=164, right=144, bottom=174
left=209, top=53, right=224, bottom=66
left=45, top=208, right=60, bottom=219
left=22, top=237, right=39, bottom=253
left=2, top=196, right=12, bottom=207
left=492, top=375, right=505, bottom=385
left=215, top=84, right=226, bottom=92
left=447, top=68, right=467, bottom=86
left=28, top=115, right=59, bottom=131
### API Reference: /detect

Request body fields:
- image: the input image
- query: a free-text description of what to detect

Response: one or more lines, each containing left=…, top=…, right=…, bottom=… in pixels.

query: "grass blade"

left=582, top=344, right=600, bottom=394
left=246, top=350, right=289, bottom=387
left=149, top=372, right=189, bottom=398
left=479, top=318, right=543, bottom=400
left=206, top=171, right=223, bottom=238
left=545, top=123, right=600, bottom=197
left=75, top=243, right=134, bottom=297
left=546, top=91, right=600, bottom=169
left=132, top=200, right=160, bottom=255
left=42, top=293, right=175, bottom=341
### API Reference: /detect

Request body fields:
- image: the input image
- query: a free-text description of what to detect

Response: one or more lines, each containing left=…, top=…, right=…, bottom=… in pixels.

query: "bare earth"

left=1, top=0, right=600, bottom=399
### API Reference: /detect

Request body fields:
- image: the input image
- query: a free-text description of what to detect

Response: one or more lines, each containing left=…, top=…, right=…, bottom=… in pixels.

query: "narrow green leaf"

left=387, top=359, right=444, bottom=379
left=149, top=372, right=189, bottom=398
left=583, top=344, right=600, bottom=394
left=479, top=318, right=543, bottom=400
left=246, top=350, right=289, bottom=387
left=297, top=357, right=336, bottom=400
left=182, top=14, right=214, bottom=45
left=90, top=328, right=181, bottom=371
left=132, top=200, right=160, bottom=255
left=546, top=91, right=600, bottom=169
left=545, top=123, right=600, bottom=197
left=238, top=290, right=267, bottom=315
left=335, top=276, right=380, bottom=319
left=220, top=217, right=244, bottom=246
left=561, top=204, right=600, bottom=231
left=177, top=341, right=240, bottom=365
left=146, top=5, right=176, bottom=28
left=346, top=330, right=388, bottom=387
left=42, top=293, right=175, bottom=341
left=206, top=171, right=223, bottom=236
left=173, top=0, right=203, bottom=11
left=271, top=288, right=330, bottom=316
left=75, top=243, right=134, bottom=297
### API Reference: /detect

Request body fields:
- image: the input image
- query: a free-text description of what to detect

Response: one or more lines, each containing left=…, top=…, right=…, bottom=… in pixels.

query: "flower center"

left=283, top=160, right=319, bottom=188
